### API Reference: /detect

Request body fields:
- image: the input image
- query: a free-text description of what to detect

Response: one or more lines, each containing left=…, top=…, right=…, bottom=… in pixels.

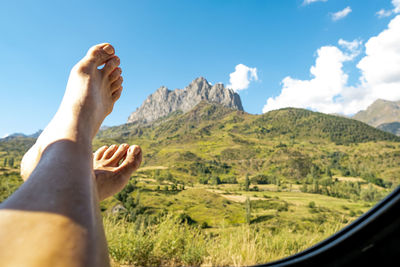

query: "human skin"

left=0, top=43, right=141, bottom=266
left=21, top=143, right=142, bottom=201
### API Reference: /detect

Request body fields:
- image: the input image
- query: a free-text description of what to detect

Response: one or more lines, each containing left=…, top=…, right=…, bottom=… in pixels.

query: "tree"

left=210, top=176, right=221, bottom=185
left=311, top=165, right=319, bottom=178
left=166, top=172, right=174, bottom=182
left=245, top=174, right=250, bottom=191
left=199, top=177, right=208, bottom=184
left=313, top=180, right=320, bottom=193
left=171, top=183, right=177, bottom=191
left=8, top=157, right=14, bottom=168
left=3, top=158, right=7, bottom=167
left=154, top=169, right=160, bottom=179
left=325, top=166, right=332, bottom=178
left=300, top=183, right=308, bottom=193
left=245, top=197, right=251, bottom=224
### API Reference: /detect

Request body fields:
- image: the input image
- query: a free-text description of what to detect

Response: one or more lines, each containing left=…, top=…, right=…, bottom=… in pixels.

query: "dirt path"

left=206, top=189, right=266, bottom=203
left=138, top=166, right=168, bottom=171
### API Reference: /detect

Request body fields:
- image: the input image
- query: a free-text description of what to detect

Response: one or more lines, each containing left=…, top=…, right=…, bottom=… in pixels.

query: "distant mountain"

left=127, top=77, right=243, bottom=124
left=96, top=102, right=400, bottom=186
left=101, top=102, right=400, bottom=145
left=353, top=99, right=400, bottom=127
left=2, top=102, right=400, bottom=187
left=1, top=130, right=42, bottom=141
left=377, top=122, right=400, bottom=136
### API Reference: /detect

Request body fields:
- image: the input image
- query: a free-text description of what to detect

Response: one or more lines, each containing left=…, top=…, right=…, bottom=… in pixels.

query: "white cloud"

left=357, top=15, right=400, bottom=102
left=376, top=9, right=393, bottom=18
left=394, top=0, right=400, bottom=13
left=303, top=0, right=327, bottom=5
left=263, top=46, right=354, bottom=114
left=331, top=6, right=352, bottom=21
left=338, top=39, right=362, bottom=58
left=227, top=64, right=258, bottom=92
left=1, top=133, right=9, bottom=138
left=263, top=15, right=400, bottom=116
left=376, top=0, right=400, bottom=18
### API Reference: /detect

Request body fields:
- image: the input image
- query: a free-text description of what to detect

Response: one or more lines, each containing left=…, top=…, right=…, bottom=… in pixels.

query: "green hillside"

left=94, top=102, right=400, bottom=187
left=1, top=102, right=399, bottom=266
left=378, top=122, right=400, bottom=136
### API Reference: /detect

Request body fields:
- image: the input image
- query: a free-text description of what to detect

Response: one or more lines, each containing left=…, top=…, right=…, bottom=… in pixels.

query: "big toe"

left=83, top=43, right=115, bottom=67
left=116, top=145, right=142, bottom=176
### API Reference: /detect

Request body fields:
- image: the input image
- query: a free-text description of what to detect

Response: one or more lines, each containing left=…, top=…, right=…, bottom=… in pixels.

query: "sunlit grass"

left=104, top=211, right=345, bottom=266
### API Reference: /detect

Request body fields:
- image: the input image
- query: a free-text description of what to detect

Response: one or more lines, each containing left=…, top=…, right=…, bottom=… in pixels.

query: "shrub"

left=199, top=177, right=209, bottom=185
left=210, top=176, right=221, bottom=185
left=250, top=174, right=272, bottom=184
left=221, top=176, right=238, bottom=184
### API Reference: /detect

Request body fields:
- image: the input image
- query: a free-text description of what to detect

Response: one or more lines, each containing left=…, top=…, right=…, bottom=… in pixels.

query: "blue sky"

left=0, top=0, right=399, bottom=137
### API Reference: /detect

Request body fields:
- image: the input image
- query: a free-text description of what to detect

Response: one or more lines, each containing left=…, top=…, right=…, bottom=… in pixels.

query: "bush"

left=210, top=176, right=221, bottom=185
left=199, top=177, right=209, bottom=185
left=308, top=201, right=316, bottom=209
left=221, top=176, right=238, bottom=184
left=178, top=213, right=197, bottom=225
left=250, top=174, right=274, bottom=185
left=201, top=221, right=209, bottom=229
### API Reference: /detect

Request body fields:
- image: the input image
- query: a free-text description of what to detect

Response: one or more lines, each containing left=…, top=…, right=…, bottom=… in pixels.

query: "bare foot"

left=21, top=43, right=124, bottom=179
left=94, top=144, right=142, bottom=200
left=20, top=43, right=142, bottom=200
left=20, top=143, right=142, bottom=201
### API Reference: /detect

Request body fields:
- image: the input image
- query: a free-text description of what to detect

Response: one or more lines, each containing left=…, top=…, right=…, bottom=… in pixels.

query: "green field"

left=0, top=104, right=398, bottom=266
left=101, top=175, right=375, bottom=266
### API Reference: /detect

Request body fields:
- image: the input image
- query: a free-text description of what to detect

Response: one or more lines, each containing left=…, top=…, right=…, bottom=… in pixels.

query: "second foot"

left=21, top=144, right=142, bottom=201
left=94, top=144, right=142, bottom=200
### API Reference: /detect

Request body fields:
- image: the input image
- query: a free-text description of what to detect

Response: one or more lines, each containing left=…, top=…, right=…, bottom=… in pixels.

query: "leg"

left=0, top=43, right=137, bottom=266
left=21, top=143, right=142, bottom=201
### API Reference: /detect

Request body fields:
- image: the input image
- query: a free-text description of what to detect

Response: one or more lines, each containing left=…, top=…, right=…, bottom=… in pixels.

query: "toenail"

left=103, top=45, right=114, bottom=55
left=133, top=146, right=141, bottom=156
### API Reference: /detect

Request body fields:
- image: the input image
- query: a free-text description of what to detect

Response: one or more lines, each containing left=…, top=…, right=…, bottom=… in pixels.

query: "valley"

left=0, top=102, right=399, bottom=266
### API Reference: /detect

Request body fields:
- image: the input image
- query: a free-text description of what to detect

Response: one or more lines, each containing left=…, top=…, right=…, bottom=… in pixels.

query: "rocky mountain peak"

left=127, top=77, right=243, bottom=124
left=353, top=98, right=400, bottom=127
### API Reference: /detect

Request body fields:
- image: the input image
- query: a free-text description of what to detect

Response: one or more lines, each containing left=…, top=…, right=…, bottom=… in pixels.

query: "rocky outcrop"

left=127, top=77, right=243, bottom=124
left=377, top=122, right=400, bottom=136
left=353, top=99, right=400, bottom=127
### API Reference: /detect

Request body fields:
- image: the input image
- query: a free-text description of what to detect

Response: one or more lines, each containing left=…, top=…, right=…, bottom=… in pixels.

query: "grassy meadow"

left=0, top=104, right=399, bottom=266
left=99, top=170, right=377, bottom=266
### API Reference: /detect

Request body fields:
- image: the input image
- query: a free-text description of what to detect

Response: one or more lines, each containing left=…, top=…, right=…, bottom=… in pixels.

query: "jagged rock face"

left=127, top=77, right=243, bottom=124
left=353, top=99, right=400, bottom=127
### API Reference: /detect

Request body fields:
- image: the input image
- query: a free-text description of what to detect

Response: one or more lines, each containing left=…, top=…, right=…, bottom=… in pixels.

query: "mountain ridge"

left=127, top=77, right=243, bottom=124
left=353, top=99, right=400, bottom=127
left=99, top=102, right=400, bottom=144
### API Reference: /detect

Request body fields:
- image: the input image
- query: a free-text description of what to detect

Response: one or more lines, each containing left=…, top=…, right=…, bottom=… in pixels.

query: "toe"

left=111, top=77, right=123, bottom=93
left=94, top=146, right=108, bottom=160
left=102, top=144, right=118, bottom=159
left=108, top=144, right=129, bottom=165
left=109, top=67, right=122, bottom=83
left=85, top=43, right=115, bottom=67
left=112, top=87, right=123, bottom=102
left=116, top=145, right=142, bottom=176
left=102, top=56, right=120, bottom=76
